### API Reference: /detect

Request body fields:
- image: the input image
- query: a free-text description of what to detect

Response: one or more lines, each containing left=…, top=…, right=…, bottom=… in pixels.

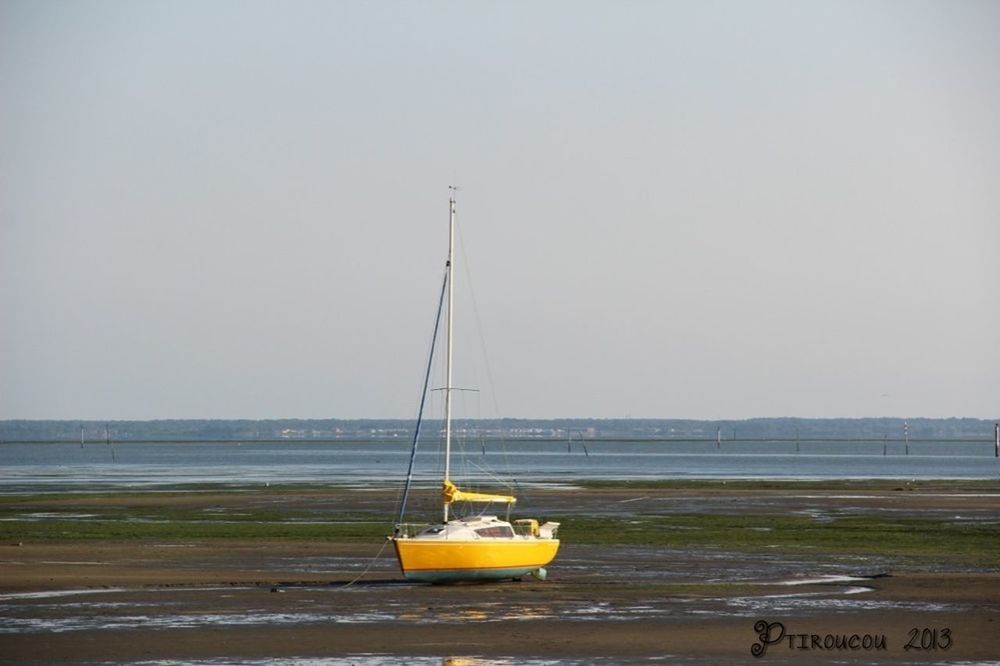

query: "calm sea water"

left=0, top=439, right=997, bottom=493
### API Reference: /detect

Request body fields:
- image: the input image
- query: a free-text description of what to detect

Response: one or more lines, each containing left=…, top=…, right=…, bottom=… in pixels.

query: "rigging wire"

left=464, top=457, right=515, bottom=493
left=455, top=221, right=504, bottom=420
left=454, top=218, right=516, bottom=489
left=395, top=264, right=449, bottom=527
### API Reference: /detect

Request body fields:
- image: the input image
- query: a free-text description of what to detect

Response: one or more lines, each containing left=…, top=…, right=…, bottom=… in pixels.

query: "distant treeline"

left=0, top=417, right=996, bottom=443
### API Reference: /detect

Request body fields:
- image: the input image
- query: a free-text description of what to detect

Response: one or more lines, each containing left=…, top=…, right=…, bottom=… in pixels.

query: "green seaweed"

left=2, top=483, right=998, bottom=567
left=570, top=478, right=1000, bottom=492
left=0, top=516, right=390, bottom=541
left=554, top=513, right=1000, bottom=565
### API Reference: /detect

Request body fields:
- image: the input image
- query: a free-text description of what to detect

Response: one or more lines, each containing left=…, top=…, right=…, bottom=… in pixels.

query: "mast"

left=443, top=190, right=456, bottom=522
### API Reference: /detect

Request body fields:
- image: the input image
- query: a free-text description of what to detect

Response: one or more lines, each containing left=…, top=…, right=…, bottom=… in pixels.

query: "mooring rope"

left=339, top=537, right=392, bottom=589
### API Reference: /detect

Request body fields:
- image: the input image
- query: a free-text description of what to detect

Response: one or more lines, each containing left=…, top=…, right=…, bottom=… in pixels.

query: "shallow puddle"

left=0, top=572, right=923, bottom=636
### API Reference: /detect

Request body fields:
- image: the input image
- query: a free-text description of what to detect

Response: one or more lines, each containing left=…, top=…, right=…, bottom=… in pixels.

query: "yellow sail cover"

left=442, top=480, right=516, bottom=504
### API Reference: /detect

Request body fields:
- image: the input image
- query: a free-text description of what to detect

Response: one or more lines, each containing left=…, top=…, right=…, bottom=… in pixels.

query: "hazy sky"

left=2, top=1, right=998, bottom=421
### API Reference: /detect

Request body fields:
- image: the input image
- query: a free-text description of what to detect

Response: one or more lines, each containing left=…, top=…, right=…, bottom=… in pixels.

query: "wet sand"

left=2, top=483, right=999, bottom=663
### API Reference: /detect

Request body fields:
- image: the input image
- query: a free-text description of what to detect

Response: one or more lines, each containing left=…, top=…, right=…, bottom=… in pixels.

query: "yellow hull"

left=393, top=538, right=560, bottom=582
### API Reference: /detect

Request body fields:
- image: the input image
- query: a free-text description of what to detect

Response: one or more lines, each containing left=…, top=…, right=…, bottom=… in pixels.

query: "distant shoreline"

left=1, top=436, right=996, bottom=445
left=2, top=416, right=997, bottom=443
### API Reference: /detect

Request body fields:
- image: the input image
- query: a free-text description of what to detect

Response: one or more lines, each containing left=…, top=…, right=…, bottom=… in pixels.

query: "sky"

left=1, top=0, right=998, bottom=421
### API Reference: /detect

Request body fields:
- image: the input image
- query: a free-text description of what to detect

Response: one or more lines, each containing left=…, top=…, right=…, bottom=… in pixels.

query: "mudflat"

left=1, top=481, right=998, bottom=663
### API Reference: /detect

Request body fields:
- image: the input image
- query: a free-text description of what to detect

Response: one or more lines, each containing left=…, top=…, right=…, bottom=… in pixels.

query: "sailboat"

left=390, top=192, right=560, bottom=583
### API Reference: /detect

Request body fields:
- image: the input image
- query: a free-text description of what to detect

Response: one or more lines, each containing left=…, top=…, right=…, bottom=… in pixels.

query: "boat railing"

left=393, top=523, right=432, bottom=538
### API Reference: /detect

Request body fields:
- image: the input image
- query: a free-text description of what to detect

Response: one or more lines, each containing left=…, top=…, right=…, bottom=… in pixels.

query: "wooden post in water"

left=904, top=420, right=909, bottom=456
left=105, top=423, right=116, bottom=463
left=994, top=423, right=999, bottom=458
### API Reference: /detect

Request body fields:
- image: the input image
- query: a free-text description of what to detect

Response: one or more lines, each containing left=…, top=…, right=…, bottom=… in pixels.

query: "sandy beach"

left=2, top=481, right=998, bottom=664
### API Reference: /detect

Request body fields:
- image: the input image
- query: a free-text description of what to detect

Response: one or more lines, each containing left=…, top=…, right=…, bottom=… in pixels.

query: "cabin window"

left=475, top=526, right=514, bottom=538
left=421, top=526, right=445, bottom=535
